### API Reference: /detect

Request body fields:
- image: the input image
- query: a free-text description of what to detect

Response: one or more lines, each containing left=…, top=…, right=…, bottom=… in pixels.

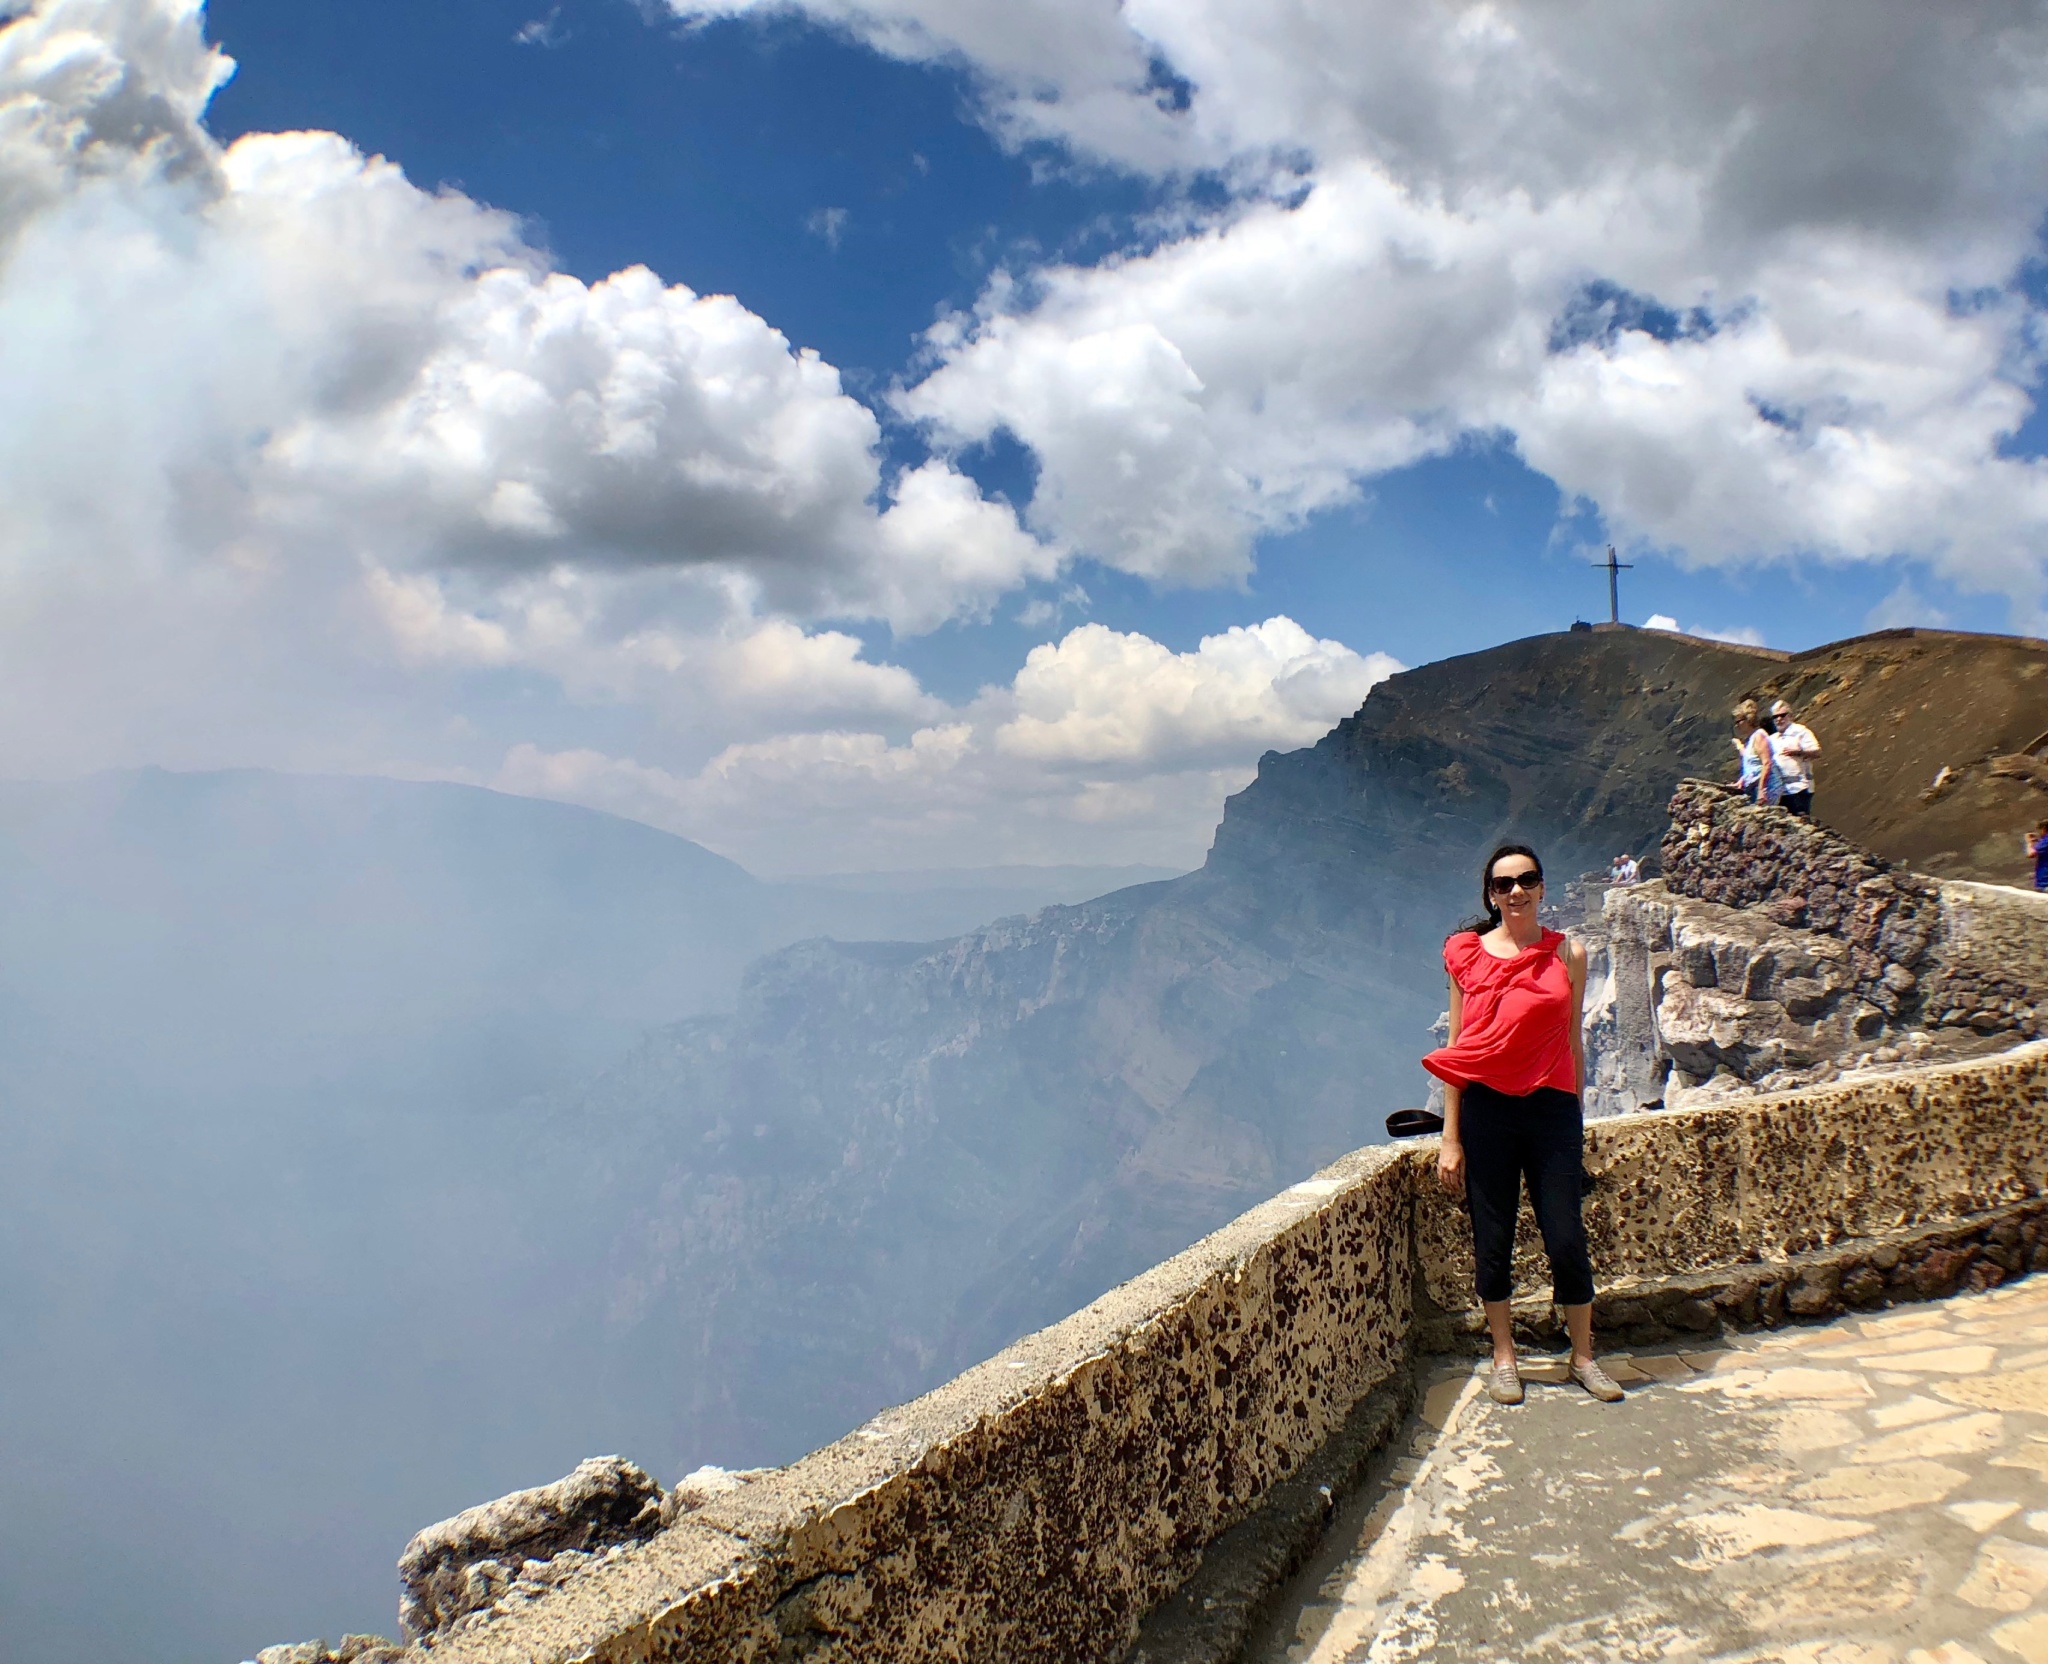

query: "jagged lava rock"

left=396, top=1456, right=664, bottom=1641
left=254, top=1638, right=406, bottom=1664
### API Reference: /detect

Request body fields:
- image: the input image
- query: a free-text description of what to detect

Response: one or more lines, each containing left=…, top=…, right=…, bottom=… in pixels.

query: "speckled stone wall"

left=413, top=1152, right=1416, bottom=1664
left=389, top=1044, right=2048, bottom=1664
left=1930, top=879, right=2048, bottom=1038
left=1413, top=1040, right=2048, bottom=1327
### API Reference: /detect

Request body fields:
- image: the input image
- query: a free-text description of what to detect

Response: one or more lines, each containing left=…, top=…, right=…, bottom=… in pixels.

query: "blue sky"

left=201, top=0, right=2027, bottom=690
left=1, top=0, right=2044, bottom=870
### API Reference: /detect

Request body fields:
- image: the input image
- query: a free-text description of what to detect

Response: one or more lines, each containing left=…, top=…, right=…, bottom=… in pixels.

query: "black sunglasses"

left=1488, top=871, right=1543, bottom=895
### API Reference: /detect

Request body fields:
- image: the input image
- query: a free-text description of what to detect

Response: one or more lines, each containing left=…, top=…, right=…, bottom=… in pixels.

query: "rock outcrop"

left=396, top=1457, right=666, bottom=1642
left=254, top=1640, right=407, bottom=1664
left=1589, top=780, right=2048, bottom=1111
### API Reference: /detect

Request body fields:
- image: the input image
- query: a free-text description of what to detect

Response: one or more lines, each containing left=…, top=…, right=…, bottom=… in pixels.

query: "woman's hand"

left=1437, top=1138, right=1466, bottom=1195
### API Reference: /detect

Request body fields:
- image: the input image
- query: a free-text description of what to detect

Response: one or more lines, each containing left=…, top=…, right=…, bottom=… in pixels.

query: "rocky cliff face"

left=535, top=626, right=2048, bottom=1478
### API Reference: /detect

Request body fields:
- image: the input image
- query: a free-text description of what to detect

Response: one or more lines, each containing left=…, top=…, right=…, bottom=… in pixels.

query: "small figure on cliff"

left=1732, top=698, right=1784, bottom=806
left=2028, top=819, right=2048, bottom=892
left=1610, top=852, right=1639, bottom=885
left=1769, top=699, right=1821, bottom=817
left=1422, top=844, right=1624, bottom=1406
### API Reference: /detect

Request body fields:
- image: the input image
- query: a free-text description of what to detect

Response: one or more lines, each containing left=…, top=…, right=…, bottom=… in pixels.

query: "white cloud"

left=494, top=616, right=1401, bottom=869
left=513, top=8, right=565, bottom=47
left=367, top=568, right=944, bottom=735
left=1642, top=614, right=1766, bottom=648
left=677, top=0, right=2048, bottom=617
left=0, top=0, right=1053, bottom=678
left=0, top=0, right=1079, bottom=812
left=671, top=0, right=2048, bottom=245
left=1865, top=580, right=1951, bottom=631
left=900, top=153, right=2048, bottom=614
left=662, top=0, right=1185, bottom=167
left=997, top=617, right=1398, bottom=769
left=898, top=163, right=1546, bottom=582
left=805, top=205, right=849, bottom=248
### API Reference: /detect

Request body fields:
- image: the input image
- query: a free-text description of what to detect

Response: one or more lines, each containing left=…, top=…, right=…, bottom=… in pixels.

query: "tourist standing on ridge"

left=2028, top=820, right=2048, bottom=892
left=1733, top=699, right=1783, bottom=805
left=1423, top=845, right=1623, bottom=1406
left=1770, top=699, right=1821, bottom=816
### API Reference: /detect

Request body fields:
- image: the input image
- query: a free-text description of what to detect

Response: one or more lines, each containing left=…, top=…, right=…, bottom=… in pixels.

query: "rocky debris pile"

left=1990, top=751, right=2048, bottom=792
left=247, top=1458, right=768, bottom=1663
left=1661, top=779, right=1943, bottom=1023
left=396, top=1456, right=666, bottom=1642
left=253, top=1638, right=406, bottom=1664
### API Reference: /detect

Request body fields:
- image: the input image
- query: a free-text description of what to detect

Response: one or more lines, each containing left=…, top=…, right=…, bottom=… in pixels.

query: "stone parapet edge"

left=1415, top=1195, right=2048, bottom=1353
left=416, top=1147, right=1420, bottom=1664
left=1411, top=1039, right=2048, bottom=1316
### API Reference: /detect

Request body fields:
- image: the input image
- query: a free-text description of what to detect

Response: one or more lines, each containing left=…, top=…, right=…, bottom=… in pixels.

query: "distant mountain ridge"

left=548, top=624, right=2048, bottom=1475
left=0, top=766, right=1185, bottom=1069
left=0, top=766, right=1179, bottom=1664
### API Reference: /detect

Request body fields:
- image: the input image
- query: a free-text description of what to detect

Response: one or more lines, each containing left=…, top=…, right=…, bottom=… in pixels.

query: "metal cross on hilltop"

left=1591, top=544, right=1633, bottom=626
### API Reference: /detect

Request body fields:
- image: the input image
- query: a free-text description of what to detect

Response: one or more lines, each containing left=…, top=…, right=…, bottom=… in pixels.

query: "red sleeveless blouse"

left=1421, top=928, right=1579, bottom=1098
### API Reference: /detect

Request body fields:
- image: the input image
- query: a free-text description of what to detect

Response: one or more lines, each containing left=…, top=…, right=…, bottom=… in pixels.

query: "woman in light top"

left=1422, top=844, right=1623, bottom=1405
left=1732, top=697, right=1782, bottom=805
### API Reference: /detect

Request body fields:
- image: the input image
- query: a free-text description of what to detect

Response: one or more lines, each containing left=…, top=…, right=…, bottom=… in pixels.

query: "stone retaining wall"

left=369, top=1042, right=2048, bottom=1664
left=1929, top=879, right=2048, bottom=1039
left=1586, top=784, right=2048, bottom=1111
left=1416, top=1040, right=2048, bottom=1346
left=1662, top=778, right=1944, bottom=1021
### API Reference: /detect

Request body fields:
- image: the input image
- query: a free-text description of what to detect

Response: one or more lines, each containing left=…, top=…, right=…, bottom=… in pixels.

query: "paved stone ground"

left=1244, top=1276, right=2048, bottom=1664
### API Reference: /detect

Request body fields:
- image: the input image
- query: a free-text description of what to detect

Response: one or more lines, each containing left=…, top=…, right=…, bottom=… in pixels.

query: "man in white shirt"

left=1770, top=699, right=1821, bottom=816
left=1610, top=852, right=1639, bottom=885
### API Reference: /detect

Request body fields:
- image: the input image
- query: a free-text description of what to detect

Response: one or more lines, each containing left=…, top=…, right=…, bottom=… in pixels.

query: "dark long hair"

left=1455, top=842, right=1544, bottom=936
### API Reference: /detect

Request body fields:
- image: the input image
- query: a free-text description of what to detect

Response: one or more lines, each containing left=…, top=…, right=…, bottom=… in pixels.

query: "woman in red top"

left=1422, top=844, right=1623, bottom=1405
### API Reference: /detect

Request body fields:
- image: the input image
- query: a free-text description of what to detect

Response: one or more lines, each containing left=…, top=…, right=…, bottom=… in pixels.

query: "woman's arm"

left=1438, top=979, right=1465, bottom=1194
left=1567, top=937, right=1588, bottom=1094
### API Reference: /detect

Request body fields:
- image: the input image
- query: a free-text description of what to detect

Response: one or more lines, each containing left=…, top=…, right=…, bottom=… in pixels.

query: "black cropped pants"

left=1460, top=1082, right=1595, bottom=1307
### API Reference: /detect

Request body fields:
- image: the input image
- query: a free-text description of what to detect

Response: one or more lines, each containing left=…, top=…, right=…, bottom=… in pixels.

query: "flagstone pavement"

left=1244, top=1275, right=2048, bottom=1664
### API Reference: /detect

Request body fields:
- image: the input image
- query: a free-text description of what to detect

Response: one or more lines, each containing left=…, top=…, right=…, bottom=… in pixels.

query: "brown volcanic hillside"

left=1214, top=622, right=2048, bottom=895
left=1730, top=627, right=2048, bottom=882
